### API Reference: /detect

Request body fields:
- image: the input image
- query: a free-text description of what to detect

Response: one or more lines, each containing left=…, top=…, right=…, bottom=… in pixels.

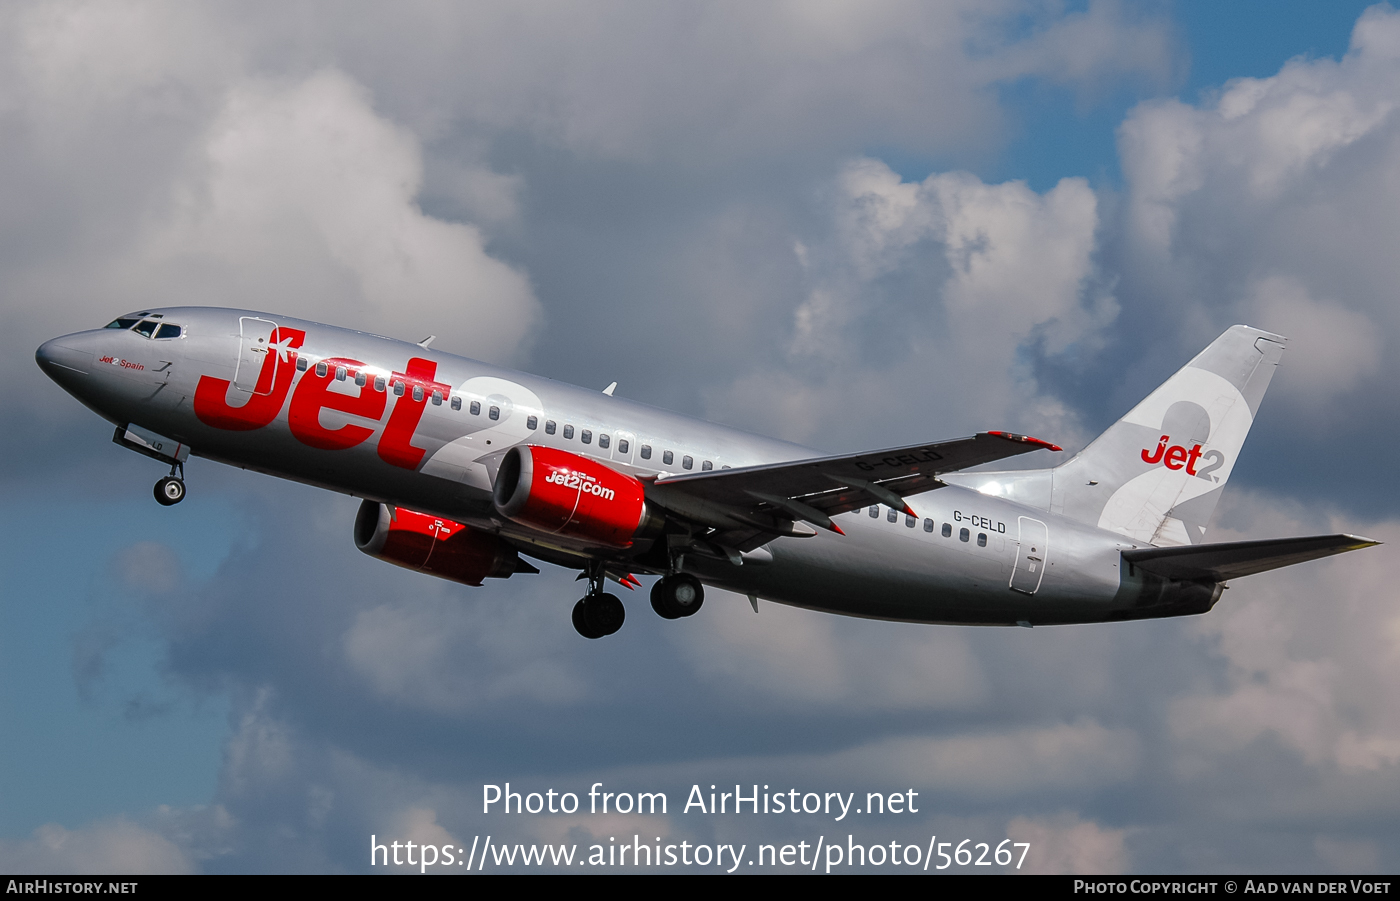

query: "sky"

left=1, top=0, right=1398, bottom=875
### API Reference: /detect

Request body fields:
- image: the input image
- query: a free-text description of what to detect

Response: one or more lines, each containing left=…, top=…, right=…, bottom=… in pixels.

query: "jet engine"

left=354, top=501, right=526, bottom=586
left=493, top=445, right=662, bottom=548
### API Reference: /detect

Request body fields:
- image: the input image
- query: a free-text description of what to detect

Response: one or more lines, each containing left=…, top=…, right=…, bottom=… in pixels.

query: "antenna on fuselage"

left=602, top=382, right=617, bottom=396
left=417, top=335, right=436, bottom=348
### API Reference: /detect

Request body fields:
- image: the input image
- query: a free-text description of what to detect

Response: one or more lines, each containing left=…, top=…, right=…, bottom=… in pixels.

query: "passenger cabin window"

left=598, top=434, right=609, bottom=449
left=906, top=515, right=915, bottom=528
left=924, top=518, right=934, bottom=532
left=545, top=420, right=556, bottom=435
left=374, top=376, right=386, bottom=392
left=640, top=445, right=651, bottom=459
left=869, top=507, right=879, bottom=518
left=702, top=460, right=712, bottom=471
left=431, top=390, right=442, bottom=405
left=489, top=405, right=500, bottom=420
left=942, top=523, right=952, bottom=538
left=154, top=324, right=182, bottom=339
left=412, top=386, right=424, bottom=402
left=527, top=416, right=538, bottom=430
left=563, top=425, right=574, bottom=440
left=336, top=367, right=347, bottom=381
left=618, top=439, right=629, bottom=454
left=315, top=362, right=328, bottom=377
left=355, top=372, right=367, bottom=387
left=393, top=381, right=405, bottom=396
left=470, top=401, right=481, bottom=415
left=581, top=430, right=591, bottom=444
left=977, top=533, right=987, bottom=547
left=887, top=509, right=898, bottom=523
left=662, top=450, right=673, bottom=465
left=960, top=528, right=970, bottom=542
left=297, top=357, right=308, bottom=371
left=682, top=455, right=693, bottom=470
left=451, top=396, right=462, bottom=411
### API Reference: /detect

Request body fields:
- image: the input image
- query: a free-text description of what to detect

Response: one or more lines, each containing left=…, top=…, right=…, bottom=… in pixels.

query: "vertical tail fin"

left=1051, top=325, right=1286, bottom=546
left=942, top=326, right=1286, bottom=546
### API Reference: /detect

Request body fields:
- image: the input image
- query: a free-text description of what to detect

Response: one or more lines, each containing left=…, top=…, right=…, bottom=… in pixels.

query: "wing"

left=1122, top=534, right=1380, bottom=582
left=644, top=431, right=1060, bottom=549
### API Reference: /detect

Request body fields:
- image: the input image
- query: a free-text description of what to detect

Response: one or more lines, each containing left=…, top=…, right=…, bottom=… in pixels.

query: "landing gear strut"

left=651, top=573, right=704, bottom=619
left=153, top=461, right=186, bottom=507
left=572, top=562, right=626, bottom=639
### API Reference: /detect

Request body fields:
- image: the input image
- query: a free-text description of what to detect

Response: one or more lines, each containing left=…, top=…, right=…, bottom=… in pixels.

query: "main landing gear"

left=153, top=461, right=186, bottom=507
left=650, top=573, right=704, bottom=620
left=570, top=563, right=706, bottom=639
left=572, top=562, right=625, bottom=639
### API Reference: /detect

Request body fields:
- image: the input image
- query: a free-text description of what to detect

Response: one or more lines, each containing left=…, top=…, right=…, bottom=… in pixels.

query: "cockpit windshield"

left=104, top=314, right=182, bottom=339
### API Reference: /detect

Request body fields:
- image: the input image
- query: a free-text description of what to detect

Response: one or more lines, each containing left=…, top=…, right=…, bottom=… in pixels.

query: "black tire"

left=572, top=599, right=605, bottom=639
left=584, top=593, right=626, bottom=636
left=154, top=477, right=186, bottom=506
left=651, top=579, right=683, bottom=619
left=652, top=574, right=704, bottom=619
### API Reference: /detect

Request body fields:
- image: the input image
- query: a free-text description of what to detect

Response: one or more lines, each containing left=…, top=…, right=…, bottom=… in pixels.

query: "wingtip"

left=988, top=430, right=1062, bottom=452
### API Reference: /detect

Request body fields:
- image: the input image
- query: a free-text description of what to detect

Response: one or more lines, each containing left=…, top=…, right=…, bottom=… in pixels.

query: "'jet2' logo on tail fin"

left=1141, top=436, right=1226, bottom=481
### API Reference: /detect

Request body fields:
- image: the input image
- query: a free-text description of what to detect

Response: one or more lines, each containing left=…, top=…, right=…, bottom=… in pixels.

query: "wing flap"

left=1122, top=534, right=1380, bottom=581
left=646, top=431, right=1061, bottom=536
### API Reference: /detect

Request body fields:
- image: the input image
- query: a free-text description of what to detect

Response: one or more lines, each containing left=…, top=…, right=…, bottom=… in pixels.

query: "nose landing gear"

left=153, top=461, right=186, bottom=506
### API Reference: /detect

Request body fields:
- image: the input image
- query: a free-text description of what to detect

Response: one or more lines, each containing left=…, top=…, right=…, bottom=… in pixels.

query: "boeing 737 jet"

left=36, top=309, right=1377, bottom=638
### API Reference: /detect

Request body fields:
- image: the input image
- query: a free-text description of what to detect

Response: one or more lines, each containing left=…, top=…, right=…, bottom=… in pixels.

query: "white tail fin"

left=945, top=326, right=1286, bottom=546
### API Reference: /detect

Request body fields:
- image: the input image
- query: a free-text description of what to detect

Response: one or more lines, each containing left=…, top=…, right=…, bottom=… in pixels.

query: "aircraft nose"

left=36, top=334, right=95, bottom=382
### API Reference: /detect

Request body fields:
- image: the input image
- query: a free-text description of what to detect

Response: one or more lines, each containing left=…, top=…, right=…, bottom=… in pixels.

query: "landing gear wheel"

left=572, top=599, right=605, bottom=639
left=584, top=592, right=625, bottom=636
left=651, top=573, right=704, bottom=619
left=154, top=476, right=186, bottom=506
left=650, top=580, right=682, bottom=619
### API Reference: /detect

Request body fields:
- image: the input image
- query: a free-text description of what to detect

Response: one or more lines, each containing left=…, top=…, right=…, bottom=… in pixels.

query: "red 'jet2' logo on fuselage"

left=192, top=327, right=448, bottom=471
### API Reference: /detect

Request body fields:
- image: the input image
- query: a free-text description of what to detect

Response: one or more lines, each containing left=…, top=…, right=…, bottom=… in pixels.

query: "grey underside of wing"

left=1122, top=534, right=1381, bottom=581
left=646, top=433, right=1053, bottom=548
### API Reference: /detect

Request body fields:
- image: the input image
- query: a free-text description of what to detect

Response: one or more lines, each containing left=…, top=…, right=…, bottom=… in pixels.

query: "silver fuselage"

left=37, top=307, right=1216, bottom=626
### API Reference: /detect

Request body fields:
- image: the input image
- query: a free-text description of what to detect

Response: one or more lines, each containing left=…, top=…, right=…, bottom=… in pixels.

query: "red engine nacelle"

left=354, top=501, right=523, bottom=586
left=493, top=445, right=658, bottom=548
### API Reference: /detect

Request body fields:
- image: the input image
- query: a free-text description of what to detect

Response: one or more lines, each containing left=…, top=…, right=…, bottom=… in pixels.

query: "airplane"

left=35, top=308, right=1378, bottom=638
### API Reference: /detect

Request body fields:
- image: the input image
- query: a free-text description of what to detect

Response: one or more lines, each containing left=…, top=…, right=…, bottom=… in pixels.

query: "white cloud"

left=342, top=593, right=587, bottom=714
left=134, top=70, right=540, bottom=363
left=709, top=158, right=1111, bottom=448
left=1243, top=276, right=1381, bottom=407
left=676, top=589, right=988, bottom=711
left=0, top=819, right=196, bottom=875
left=1169, top=494, right=1400, bottom=774
left=1007, top=812, right=1130, bottom=875
left=1116, top=5, right=1400, bottom=422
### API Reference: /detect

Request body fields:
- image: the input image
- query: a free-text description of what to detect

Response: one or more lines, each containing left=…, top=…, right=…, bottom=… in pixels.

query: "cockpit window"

left=133, top=320, right=158, bottom=338
left=104, top=318, right=140, bottom=330
left=154, top=324, right=182, bottom=339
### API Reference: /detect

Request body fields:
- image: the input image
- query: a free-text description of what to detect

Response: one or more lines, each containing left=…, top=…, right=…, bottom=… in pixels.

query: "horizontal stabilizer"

left=1123, top=534, right=1380, bottom=581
